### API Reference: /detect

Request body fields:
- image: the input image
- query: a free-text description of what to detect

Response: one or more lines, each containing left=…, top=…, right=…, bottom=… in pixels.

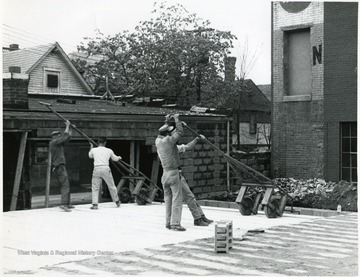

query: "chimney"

left=224, top=56, right=237, bottom=82
left=9, top=44, right=19, bottom=51
left=3, top=69, right=29, bottom=109
left=9, top=66, right=21, bottom=73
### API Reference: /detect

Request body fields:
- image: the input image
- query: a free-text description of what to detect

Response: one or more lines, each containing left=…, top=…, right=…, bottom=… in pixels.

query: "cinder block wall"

left=272, top=2, right=325, bottom=179
left=3, top=73, right=29, bottom=109
left=180, top=122, right=229, bottom=198
left=323, top=2, right=358, bottom=181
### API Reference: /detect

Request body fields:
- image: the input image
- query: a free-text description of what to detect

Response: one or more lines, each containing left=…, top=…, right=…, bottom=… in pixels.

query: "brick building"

left=2, top=43, right=233, bottom=211
left=271, top=2, right=357, bottom=182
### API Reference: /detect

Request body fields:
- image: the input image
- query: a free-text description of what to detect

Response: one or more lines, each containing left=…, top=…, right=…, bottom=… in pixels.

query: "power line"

left=3, top=24, right=80, bottom=50
left=2, top=24, right=130, bottom=65
left=2, top=35, right=104, bottom=63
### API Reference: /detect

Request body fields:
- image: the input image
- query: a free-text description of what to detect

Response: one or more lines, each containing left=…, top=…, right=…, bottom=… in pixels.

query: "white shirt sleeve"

left=110, top=150, right=120, bottom=161
left=177, top=144, right=187, bottom=153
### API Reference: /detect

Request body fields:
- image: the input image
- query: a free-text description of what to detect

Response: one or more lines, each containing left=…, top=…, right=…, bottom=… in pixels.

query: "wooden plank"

left=130, top=141, right=135, bottom=191
left=132, top=179, right=145, bottom=195
left=3, top=129, right=33, bottom=132
left=130, top=141, right=135, bottom=175
left=10, top=132, right=28, bottom=211
left=116, top=178, right=127, bottom=193
left=121, top=176, right=145, bottom=180
left=135, top=141, right=140, bottom=173
left=261, top=187, right=274, bottom=205
left=235, top=186, right=247, bottom=203
left=243, top=182, right=273, bottom=188
left=45, top=143, right=51, bottom=207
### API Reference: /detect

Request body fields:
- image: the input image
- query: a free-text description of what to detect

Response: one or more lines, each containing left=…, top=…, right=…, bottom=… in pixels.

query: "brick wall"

left=272, top=2, right=357, bottom=181
left=323, top=2, right=358, bottom=181
left=3, top=73, right=29, bottom=109
left=272, top=2, right=325, bottom=179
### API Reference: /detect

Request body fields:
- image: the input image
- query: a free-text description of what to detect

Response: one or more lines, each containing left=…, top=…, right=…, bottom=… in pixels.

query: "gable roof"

left=239, top=79, right=271, bottom=112
left=257, top=84, right=271, bottom=101
left=3, top=42, right=93, bottom=94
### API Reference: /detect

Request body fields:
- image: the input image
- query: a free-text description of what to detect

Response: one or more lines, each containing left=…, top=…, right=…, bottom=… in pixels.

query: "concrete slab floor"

left=2, top=202, right=325, bottom=273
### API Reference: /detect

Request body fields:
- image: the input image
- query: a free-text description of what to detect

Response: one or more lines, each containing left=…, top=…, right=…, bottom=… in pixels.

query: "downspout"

left=227, top=119, right=231, bottom=192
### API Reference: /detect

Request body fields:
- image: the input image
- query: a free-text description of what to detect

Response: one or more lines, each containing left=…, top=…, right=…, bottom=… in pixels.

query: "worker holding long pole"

left=155, top=114, right=213, bottom=231
left=88, top=137, right=122, bottom=210
left=49, top=120, right=73, bottom=212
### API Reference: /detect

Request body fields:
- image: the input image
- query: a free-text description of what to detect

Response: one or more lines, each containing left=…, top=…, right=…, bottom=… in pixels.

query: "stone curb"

left=197, top=199, right=354, bottom=217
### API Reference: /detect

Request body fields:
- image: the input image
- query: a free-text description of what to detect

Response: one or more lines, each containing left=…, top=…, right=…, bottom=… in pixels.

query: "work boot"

left=194, top=218, right=209, bottom=226
left=201, top=214, right=214, bottom=224
left=59, top=205, right=71, bottom=212
left=116, top=200, right=121, bottom=207
left=90, top=204, right=98, bottom=210
left=67, top=205, right=75, bottom=209
left=170, top=225, right=186, bottom=231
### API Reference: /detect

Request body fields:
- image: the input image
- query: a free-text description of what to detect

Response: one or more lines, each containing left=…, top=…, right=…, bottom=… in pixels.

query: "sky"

left=1, top=0, right=272, bottom=85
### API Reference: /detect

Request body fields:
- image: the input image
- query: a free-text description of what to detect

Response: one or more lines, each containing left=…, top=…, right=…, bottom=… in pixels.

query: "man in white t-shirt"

left=88, top=137, right=121, bottom=210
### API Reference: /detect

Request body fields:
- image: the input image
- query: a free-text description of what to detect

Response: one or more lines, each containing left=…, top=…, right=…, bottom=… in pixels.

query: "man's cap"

left=158, top=124, right=175, bottom=134
left=165, top=114, right=176, bottom=126
left=51, top=131, right=61, bottom=136
left=98, top=137, right=107, bottom=143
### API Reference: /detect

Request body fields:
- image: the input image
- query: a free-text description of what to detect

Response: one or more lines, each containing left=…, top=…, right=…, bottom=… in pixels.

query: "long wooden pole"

left=184, top=123, right=292, bottom=197
left=38, top=101, right=157, bottom=188
left=45, top=145, right=52, bottom=207
left=184, top=123, right=271, bottom=183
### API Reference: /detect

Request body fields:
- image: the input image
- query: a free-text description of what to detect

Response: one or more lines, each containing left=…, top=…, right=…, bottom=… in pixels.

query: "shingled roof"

left=257, top=84, right=271, bottom=101
left=240, top=79, right=271, bottom=112
left=3, top=44, right=52, bottom=74
left=27, top=95, right=226, bottom=117
left=3, top=42, right=93, bottom=94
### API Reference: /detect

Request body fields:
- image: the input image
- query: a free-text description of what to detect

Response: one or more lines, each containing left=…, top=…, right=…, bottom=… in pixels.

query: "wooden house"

left=232, top=79, right=271, bottom=152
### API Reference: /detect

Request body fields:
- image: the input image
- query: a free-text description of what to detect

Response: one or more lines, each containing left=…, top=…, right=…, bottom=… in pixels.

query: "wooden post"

left=10, top=131, right=28, bottom=211
left=135, top=141, right=140, bottom=174
left=129, top=141, right=135, bottom=192
left=45, top=143, right=52, bottom=208
left=226, top=120, right=230, bottom=192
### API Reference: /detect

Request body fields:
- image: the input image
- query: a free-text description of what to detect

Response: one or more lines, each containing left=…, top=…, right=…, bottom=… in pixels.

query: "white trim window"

left=44, top=68, right=61, bottom=93
left=341, top=122, right=357, bottom=183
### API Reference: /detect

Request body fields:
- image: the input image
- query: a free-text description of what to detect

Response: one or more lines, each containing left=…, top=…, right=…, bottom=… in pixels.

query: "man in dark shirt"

left=50, top=120, right=73, bottom=212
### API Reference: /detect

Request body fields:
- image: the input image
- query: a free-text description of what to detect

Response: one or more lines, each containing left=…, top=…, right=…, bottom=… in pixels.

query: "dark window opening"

left=47, top=74, right=59, bottom=88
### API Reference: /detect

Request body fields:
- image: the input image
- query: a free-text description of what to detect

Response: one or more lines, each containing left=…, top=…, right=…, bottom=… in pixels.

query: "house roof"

left=26, top=94, right=228, bottom=118
left=257, top=84, right=271, bottom=101
left=240, top=79, right=271, bottom=112
left=3, top=44, right=52, bottom=74
left=3, top=42, right=93, bottom=94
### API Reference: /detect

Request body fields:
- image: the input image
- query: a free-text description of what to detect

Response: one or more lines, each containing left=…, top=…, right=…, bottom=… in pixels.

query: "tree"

left=72, top=2, right=237, bottom=104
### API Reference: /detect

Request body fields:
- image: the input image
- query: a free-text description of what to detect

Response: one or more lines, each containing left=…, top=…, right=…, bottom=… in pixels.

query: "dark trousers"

left=54, top=164, right=71, bottom=206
